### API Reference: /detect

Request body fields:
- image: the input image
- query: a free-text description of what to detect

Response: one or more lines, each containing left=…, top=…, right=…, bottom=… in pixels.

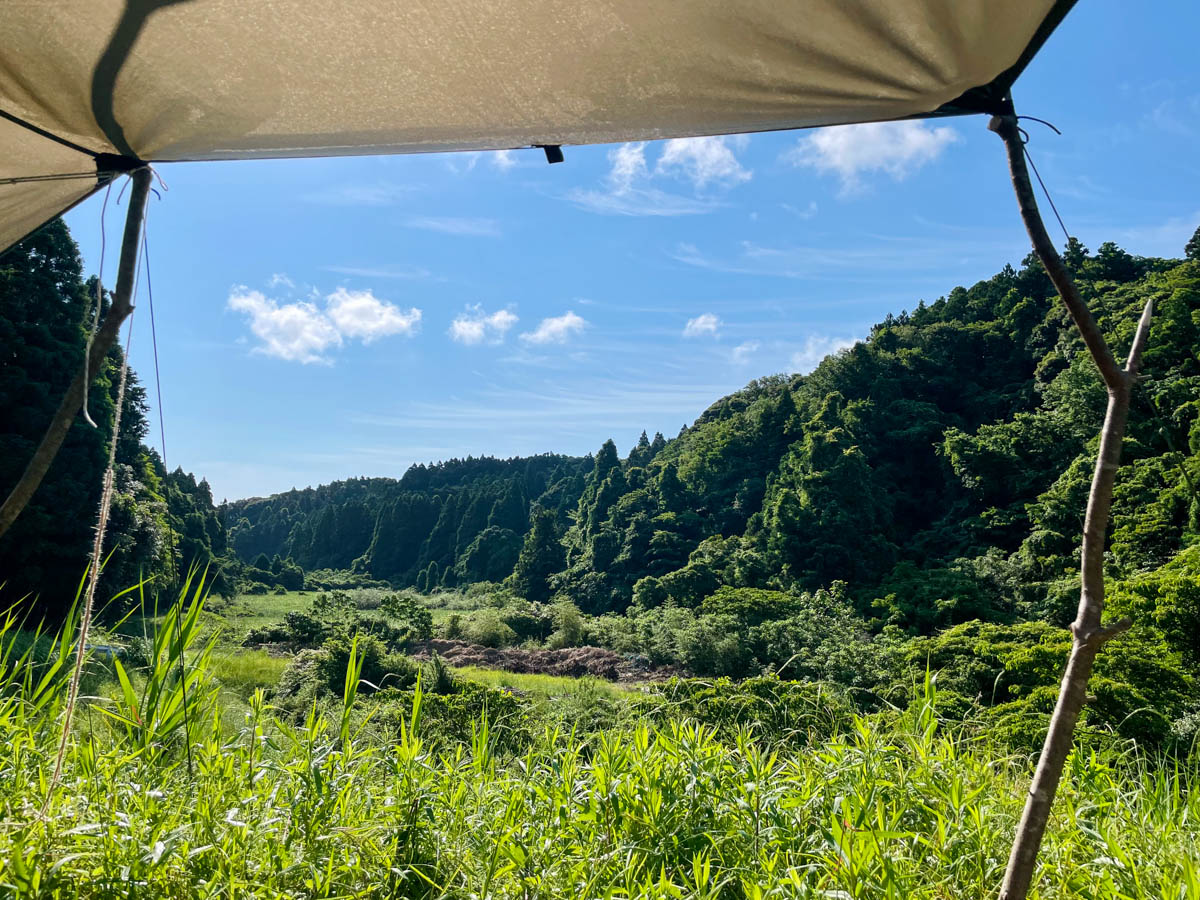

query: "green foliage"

left=649, top=675, right=855, bottom=743
left=379, top=591, right=435, bottom=640
left=2, top=595, right=1200, bottom=897
left=906, top=619, right=1196, bottom=749
left=509, top=505, right=565, bottom=604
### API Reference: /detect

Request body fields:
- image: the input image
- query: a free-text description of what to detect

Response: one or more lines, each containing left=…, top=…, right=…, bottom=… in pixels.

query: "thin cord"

left=1017, top=115, right=1063, bottom=136
left=142, top=203, right=194, bottom=777
left=0, top=172, right=106, bottom=186
left=81, top=182, right=114, bottom=429
left=1023, top=146, right=1072, bottom=244
left=1014, top=116, right=1073, bottom=244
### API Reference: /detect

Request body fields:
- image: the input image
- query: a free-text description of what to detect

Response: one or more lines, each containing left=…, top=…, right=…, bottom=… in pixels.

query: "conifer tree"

left=511, top=506, right=565, bottom=604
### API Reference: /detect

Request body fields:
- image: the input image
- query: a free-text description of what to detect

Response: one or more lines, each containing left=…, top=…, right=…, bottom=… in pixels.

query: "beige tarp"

left=1, top=0, right=1073, bottom=253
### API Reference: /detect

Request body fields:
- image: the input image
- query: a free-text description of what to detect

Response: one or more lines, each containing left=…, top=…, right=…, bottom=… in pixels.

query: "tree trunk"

left=989, top=114, right=1151, bottom=900
left=0, top=167, right=152, bottom=540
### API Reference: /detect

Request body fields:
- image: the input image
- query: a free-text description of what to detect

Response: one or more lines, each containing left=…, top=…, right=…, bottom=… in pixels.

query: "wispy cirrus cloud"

left=1110, top=211, right=1200, bottom=257
left=784, top=121, right=959, bottom=193
left=401, top=215, right=501, bottom=237
left=671, top=229, right=1022, bottom=281
left=323, top=263, right=432, bottom=280
left=781, top=201, right=818, bottom=219
left=520, top=311, right=588, bottom=345
left=449, top=305, right=519, bottom=345
left=302, top=182, right=418, bottom=206
left=228, top=283, right=421, bottom=364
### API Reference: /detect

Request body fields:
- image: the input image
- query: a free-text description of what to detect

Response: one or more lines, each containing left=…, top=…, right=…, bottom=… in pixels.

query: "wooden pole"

left=0, top=167, right=152, bottom=540
left=989, top=114, right=1150, bottom=900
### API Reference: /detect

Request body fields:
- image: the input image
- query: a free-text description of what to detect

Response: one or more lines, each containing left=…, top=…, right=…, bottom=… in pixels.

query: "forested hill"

left=4, top=215, right=1199, bottom=640
left=547, top=240, right=1200, bottom=627
left=225, top=236, right=1200, bottom=635
left=224, top=455, right=595, bottom=588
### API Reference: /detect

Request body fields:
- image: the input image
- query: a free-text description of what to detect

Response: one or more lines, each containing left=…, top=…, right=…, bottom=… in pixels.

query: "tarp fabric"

left=1, top=0, right=1070, bottom=252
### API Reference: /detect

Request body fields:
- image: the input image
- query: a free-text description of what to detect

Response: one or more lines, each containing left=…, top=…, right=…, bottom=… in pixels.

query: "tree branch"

left=0, top=167, right=152, bottom=541
left=987, top=115, right=1126, bottom=392
left=1125, top=297, right=1154, bottom=376
left=992, top=114, right=1148, bottom=900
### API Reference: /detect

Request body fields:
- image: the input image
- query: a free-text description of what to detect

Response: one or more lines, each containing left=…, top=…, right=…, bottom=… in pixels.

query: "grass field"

left=449, top=665, right=635, bottom=698
left=214, top=589, right=311, bottom=638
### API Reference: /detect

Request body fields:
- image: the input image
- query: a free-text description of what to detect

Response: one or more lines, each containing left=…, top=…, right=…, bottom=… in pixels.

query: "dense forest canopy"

left=0, top=220, right=229, bottom=608
left=216, top=235, right=1200, bottom=635
left=3, top=221, right=1200, bottom=750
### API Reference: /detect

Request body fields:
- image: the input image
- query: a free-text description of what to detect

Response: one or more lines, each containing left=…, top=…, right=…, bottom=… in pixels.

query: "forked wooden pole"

left=0, top=167, right=152, bottom=541
left=989, top=114, right=1151, bottom=900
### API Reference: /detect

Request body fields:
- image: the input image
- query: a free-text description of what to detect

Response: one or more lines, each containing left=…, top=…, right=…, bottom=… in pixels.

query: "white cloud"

left=608, top=142, right=650, bottom=192
left=785, top=121, right=959, bottom=192
left=325, top=287, right=421, bottom=343
left=492, top=149, right=518, bottom=171
left=790, top=335, right=858, bottom=373
left=566, top=138, right=750, bottom=216
left=731, top=340, right=760, bottom=364
left=520, top=311, right=588, bottom=345
left=227, top=289, right=342, bottom=365
left=268, top=273, right=295, bottom=289
left=657, top=135, right=751, bottom=190
left=683, top=313, right=722, bottom=338
left=449, top=305, right=519, bottom=345
left=229, top=284, right=422, bottom=363
left=402, top=215, right=500, bottom=237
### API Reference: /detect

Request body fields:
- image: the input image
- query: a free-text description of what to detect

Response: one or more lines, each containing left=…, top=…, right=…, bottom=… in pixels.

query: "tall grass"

left=0, top=597, right=1197, bottom=898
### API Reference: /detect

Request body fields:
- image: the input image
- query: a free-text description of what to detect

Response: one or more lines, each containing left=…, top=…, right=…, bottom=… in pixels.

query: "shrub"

left=316, top=633, right=418, bottom=696
left=547, top=601, right=585, bottom=648
left=379, top=592, right=434, bottom=641
left=463, top=610, right=518, bottom=648
left=374, top=680, right=533, bottom=753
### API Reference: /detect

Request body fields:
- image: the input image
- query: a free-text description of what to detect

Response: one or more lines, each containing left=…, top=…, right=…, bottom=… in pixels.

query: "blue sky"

left=64, top=0, right=1199, bottom=502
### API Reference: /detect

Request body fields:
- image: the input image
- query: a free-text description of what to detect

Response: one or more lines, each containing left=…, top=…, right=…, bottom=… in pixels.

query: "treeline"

left=0, top=220, right=230, bottom=612
left=225, top=454, right=598, bottom=590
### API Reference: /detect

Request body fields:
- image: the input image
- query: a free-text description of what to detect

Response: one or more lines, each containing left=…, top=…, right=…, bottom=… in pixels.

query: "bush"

left=463, top=610, right=518, bottom=648
left=379, top=592, right=434, bottom=641
left=316, top=634, right=418, bottom=696
left=374, top=680, right=533, bottom=753
left=272, top=634, right=420, bottom=722
left=547, top=601, right=585, bottom=649
left=443, top=613, right=464, bottom=640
